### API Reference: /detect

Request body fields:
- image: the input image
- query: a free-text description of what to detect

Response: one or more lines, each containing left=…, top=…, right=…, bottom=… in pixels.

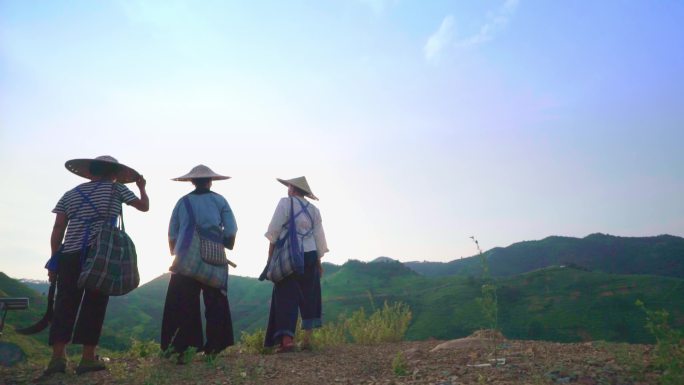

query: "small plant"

left=128, top=338, right=161, bottom=358
left=239, top=328, right=270, bottom=354
left=178, top=346, right=198, bottom=365
left=636, top=300, right=684, bottom=385
left=312, top=314, right=347, bottom=348
left=471, top=236, right=498, bottom=332
left=347, top=301, right=412, bottom=344
left=392, top=351, right=408, bottom=376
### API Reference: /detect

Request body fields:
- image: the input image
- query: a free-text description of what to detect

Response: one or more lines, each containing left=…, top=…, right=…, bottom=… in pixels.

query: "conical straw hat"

left=172, top=165, right=231, bottom=181
left=277, top=176, right=318, bottom=200
left=65, top=155, right=140, bottom=184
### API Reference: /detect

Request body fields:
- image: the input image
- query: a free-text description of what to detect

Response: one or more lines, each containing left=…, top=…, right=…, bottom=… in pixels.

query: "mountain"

left=17, top=279, right=50, bottom=296
left=3, top=233, right=683, bottom=354
left=0, top=273, right=51, bottom=362
left=370, top=256, right=399, bottom=263
left=405, top=233, right=684, bottom=278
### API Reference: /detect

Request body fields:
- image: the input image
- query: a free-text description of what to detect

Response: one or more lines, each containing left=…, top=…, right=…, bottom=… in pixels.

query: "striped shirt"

left=53, top=181, right=138, bottom=253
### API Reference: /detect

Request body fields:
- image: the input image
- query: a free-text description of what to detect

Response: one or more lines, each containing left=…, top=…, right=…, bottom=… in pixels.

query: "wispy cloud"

left=424, top=15, right=455, bottom=62
left=423, top=0, right=520, bottom=62
left=458, top=0, right=519, bottom=47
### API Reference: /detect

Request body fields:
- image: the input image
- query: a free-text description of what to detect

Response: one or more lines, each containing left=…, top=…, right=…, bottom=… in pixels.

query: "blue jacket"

left=169, top=189, right=237, bottom=257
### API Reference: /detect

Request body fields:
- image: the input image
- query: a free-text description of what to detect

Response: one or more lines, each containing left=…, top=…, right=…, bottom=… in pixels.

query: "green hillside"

left=320, top=261, right=684, bottom=343
left=0, top=272, right=51, bottom=362
left=405, top=233, right=684, bottom=278
left=3, top=232, right=683, bottom=357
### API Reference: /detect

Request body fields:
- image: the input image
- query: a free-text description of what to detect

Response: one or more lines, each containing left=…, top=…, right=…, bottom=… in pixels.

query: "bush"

left=312, top=315, right=347, bottom=348
left=238, top=302, right=413, bottom=354
left=128, top=338, right=160, bottom=358
left=239, top=328, right=270, bottom=354
left=347, top=301, right=412, bottom=344
left=636, top=300, right=684, bottom=385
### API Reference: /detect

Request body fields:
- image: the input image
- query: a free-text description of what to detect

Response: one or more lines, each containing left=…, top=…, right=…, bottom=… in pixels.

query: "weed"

left=312, top=314, right=347, bottom=348
left=636, top=300, right=684, bottom=385
left=129, top=338, right=161, bottom=359
left=178, top=346, right=198, bottom=365
left=239, top=328, right=270, bottom=354
left=392, top=351, right=408, bottom=376
left=347, top=301, right=412, bottom=344
left=471, top=236, right=498, bottom=332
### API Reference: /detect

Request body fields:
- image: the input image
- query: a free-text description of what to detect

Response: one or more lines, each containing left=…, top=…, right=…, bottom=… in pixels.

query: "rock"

left=430, top=337, right=483, bottom=352
left=0, top=342, right=26, bottom=367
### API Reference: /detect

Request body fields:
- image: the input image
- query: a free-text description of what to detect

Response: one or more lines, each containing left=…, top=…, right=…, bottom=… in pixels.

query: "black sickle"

left=15, top=280, right=56, bottom=335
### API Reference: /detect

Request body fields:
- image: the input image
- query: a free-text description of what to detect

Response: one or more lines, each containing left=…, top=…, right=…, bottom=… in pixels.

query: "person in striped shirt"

left=43, top=155, right=149, bottom=377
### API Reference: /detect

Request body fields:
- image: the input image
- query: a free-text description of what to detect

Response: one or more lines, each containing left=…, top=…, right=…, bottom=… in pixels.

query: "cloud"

left=423, top=0, right=520, bottom=62
left=458, top=0, right=519, bottom=47
left=424, top=15, right=455, bottom=62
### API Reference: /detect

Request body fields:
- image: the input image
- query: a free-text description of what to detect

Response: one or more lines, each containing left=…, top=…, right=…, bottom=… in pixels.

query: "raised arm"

left=128, top=175, right=149, bottom=212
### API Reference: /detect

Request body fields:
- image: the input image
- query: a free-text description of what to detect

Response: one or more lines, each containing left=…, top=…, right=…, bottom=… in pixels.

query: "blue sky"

left=1, top=0, right=683, bottom=283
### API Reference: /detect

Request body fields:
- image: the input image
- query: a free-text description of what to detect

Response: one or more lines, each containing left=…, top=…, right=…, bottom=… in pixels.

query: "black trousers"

left=264, top=251, right=322, bottom=347
left=49, top=250, right=109, bottom=346
left=160, top=273, right=234, bottom=354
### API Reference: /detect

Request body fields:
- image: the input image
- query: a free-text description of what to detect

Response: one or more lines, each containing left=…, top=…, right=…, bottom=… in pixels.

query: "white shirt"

left=265, top=196, right=329, bottom=258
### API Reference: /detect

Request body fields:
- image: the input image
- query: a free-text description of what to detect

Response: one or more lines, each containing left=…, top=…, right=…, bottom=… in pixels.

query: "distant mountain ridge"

left=404, top=233, right=684, bottom=278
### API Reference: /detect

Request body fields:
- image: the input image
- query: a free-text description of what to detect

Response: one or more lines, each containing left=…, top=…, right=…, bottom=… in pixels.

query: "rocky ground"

left=1, top=335, right=659, bottom=385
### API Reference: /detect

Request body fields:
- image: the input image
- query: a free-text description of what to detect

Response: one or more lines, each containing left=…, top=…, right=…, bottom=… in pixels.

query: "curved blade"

left=15, top=281, right=56, bottom=335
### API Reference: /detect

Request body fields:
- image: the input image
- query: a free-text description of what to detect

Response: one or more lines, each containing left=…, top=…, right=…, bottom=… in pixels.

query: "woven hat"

left=65, top=155, right=140, bottom=184
left=277, top=176, right=318, bottom=200
left=172, top=165, right=231, bottom=181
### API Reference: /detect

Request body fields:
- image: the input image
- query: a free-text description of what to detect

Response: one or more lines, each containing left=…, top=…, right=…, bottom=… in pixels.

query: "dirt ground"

left=1, top=337, right=658, bottom=385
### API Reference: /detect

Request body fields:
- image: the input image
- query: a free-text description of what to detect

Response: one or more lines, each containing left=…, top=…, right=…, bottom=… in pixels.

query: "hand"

left=317, top=259, right=324, bottom=277
left=48, top=271, right=57, bottom=283
left=136, top=175, right=147, bottom=189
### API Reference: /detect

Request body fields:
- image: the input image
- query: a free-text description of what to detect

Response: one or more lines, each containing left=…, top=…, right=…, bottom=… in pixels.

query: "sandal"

left=275, top=344, right=295, bottom=353
left=76, top=357, right=107, bottom=375
left=42, top=357, right=67, bottom=377
left=275, top=336, right=295, bottom=353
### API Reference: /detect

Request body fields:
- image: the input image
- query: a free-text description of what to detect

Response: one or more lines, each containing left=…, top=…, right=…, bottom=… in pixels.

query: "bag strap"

left=177, top=196, right=197, bottom=259
left=72, top=181, right=105, bottom=221
left=75, top=182, right=117, bottom=264
left=290, top=197, right=314, bottom=237
left=182, top=196, right=197, bottom=226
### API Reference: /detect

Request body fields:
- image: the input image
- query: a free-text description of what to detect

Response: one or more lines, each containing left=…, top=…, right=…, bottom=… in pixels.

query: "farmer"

left=45, top=155, right=149, bottom=376
left=262, top=176, right=328, bottom=352
left=162, top=165, right=237, bottom=359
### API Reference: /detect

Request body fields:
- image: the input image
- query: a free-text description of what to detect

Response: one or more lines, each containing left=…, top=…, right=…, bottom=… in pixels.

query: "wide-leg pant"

left=49, top=250, right=109, bottom=346
left=264, top=251, right=322, bottom=347
left=160, top=273, right=234, bottom=354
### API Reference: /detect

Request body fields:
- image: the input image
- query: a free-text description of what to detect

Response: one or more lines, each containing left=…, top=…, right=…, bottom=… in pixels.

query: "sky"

left=1, top=0, right=683, bottom=284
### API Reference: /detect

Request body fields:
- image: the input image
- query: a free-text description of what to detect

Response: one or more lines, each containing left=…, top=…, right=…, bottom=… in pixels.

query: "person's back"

left=57, top=180, right=138, bottom=254
left=162, top=165, right=237, bottom=357
left=43, top=155, right=148, bottom=377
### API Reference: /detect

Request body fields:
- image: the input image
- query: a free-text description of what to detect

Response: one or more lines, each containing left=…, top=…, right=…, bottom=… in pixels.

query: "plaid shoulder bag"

left=182, top=196, right=228, bottom=266
left=169, top=196, right=228, bottom=290
left=264, top=197, right=313, bottom=283
left=78, top=183, right=140, bottom=296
